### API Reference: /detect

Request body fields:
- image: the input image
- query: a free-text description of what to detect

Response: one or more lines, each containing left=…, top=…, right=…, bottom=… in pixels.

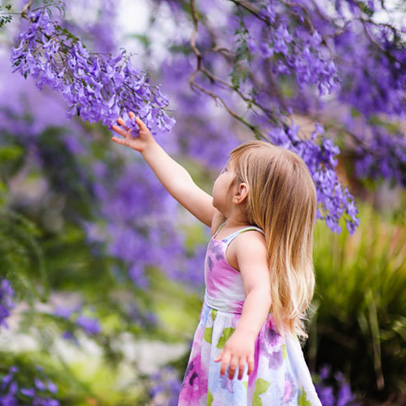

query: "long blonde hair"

left=230, top=140, right=317, bottom=339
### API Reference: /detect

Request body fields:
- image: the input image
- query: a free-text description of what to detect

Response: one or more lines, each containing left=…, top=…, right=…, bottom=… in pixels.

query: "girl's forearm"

left=142, top=140, right=195, bottom=198
left=141, top=140, right=214, bottom=226
left=236, top=288, right=272, bottom=338
left=112, top=115, right=214, bottom=225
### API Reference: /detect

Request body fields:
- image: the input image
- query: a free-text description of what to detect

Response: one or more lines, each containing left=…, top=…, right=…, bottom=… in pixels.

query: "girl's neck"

left=223, top=212, right=249, bottom=229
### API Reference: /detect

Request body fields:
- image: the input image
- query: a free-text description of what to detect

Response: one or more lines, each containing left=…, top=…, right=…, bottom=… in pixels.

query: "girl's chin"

left=212, top=202, right=224, bottom=214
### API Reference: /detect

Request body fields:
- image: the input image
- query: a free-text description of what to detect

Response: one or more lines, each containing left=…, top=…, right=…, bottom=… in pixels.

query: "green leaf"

left=204, top=327, right=213, bottom=344
left=282, top=343, right=288, bottom=359
left=216, top=327, right=235, bottom=349
left=298, top=387, right=311, bottom=406
left=0, top=5, right=13, bottom=28
left=0, top=208, right=48, bottom=302
left=207, top=390, right=214, bottom=406
left=358, top=2, right=374, bottom=17
left=0, top=145, right=24, bottom=162
left=252, top=378, right=271, bottom=406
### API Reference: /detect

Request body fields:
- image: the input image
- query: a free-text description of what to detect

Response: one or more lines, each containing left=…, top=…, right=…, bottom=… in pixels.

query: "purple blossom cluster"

left=327, top=4, right=406, bottom=184
left=0, top=279, right=14, bottom=329
left=4, top=0, right=406, bottom=304
left=10, top=6, right=175, bottom=136
left=128, top=304, right=158, bottom=328
left=355, top=127, right=406, bottom=187
left=89, top=160, right=207, bottom=288
left=1, top=48, right=207, bottom=293
left=149, top=366, right=182, bottom=406
left=53, top=305, right=101, bottom=341
left=0, top=366, right=59, bottom=406
left=155, top=0, right=359, bottom=233
left=247, top=2, right=340, bottom=97
left=315, top=366, right=359, bottom=406
left=268, top=122, right=360, bottom=234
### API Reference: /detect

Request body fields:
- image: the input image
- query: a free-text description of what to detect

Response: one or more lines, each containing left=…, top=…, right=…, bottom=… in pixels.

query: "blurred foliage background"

left=1, top=124, right=405, bottom=405
left=1, top=0, right=406, bottom=405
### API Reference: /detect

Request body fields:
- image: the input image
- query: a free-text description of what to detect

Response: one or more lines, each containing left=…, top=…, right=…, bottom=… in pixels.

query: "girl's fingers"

left=219, top=353, right=231, bottom=376
left=111, top=125, right=128, bottom=137
left=228, top=356, right=238, bottom=380
left=214, top=355, right=221, bottom=363
left=135, top=116, right=148, bottom=132
left=247, top=355, right=255, bottom=376
left=111, top=136, right=126, bottom=145
left=214, top=350, right=223, bottom=363
left=238, top=359, right=246, bottom=380
left=116, top=118, right=129, bottom=130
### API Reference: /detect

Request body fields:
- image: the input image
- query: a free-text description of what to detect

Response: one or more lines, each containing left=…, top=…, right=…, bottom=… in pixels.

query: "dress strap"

left=223, top=226, right=265, bottom=245
left=212, top=221, right=226, bottom=238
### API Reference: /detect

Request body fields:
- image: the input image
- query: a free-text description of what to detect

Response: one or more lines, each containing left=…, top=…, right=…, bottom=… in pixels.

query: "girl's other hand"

left=214, top=329, right=256, bottom=380
left=111, top=111, right=155, bottom=154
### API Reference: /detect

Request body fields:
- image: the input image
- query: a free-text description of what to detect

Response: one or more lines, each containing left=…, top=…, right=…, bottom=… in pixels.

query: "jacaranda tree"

left=0, top=0, right=405, bottom=404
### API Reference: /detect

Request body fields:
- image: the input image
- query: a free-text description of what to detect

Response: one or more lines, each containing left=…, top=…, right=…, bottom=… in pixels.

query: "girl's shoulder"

left=225, top=225, right=266, bottom=254
left=231, top=226, right=266, bottom=248
left=228, top=223, right=265, bottom=242
left=227, top=227, right=268, bottom=273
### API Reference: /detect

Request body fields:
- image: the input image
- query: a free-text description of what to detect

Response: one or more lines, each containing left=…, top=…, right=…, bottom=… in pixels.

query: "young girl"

left=111, top=112, right=322, bottom=406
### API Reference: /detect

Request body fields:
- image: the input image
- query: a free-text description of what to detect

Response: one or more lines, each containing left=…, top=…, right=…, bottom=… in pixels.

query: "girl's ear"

left=233, top=182, right=249, bottom=204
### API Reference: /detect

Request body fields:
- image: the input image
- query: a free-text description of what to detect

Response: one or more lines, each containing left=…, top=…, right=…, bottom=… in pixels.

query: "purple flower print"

left=207, top=255, right=214, bottom=272
left=264, top=325, right=281, bottom=347
left=219, top=370, right=234, bottom=392
left=282, top=373, right=297, bottom=403
left=178, top=352, right=208, bottom=404
left=209, top=241, right=224, bottom=261
left=260, top=324, right=284, bottom=370
left=267, top=347, right=283, bottom=370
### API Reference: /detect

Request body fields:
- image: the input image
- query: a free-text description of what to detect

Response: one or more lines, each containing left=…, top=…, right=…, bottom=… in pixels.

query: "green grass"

left=307, top=203, right=406, bottom=401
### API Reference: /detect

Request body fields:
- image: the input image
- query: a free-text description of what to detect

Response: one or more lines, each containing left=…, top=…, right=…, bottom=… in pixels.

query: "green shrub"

left=307, top=203, right=406, bottom=403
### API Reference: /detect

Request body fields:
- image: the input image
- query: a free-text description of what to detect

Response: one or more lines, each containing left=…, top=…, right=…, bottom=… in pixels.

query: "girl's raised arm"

left=111, top=112, right=215, bottom=227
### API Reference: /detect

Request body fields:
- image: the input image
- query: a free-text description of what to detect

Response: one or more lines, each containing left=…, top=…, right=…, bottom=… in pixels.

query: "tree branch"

left=228, top=0, right=268, bottom=23
left=21, top=0, right=33, bottom=16
left=189, top=0, right=201, bottom=59
left=189, top=77, right=266, bottom=140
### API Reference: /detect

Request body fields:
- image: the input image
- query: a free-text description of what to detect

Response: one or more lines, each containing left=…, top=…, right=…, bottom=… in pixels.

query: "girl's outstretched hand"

left=214, top=329, right=256, bottom=380
left=111, top=111, right=155, bottom=153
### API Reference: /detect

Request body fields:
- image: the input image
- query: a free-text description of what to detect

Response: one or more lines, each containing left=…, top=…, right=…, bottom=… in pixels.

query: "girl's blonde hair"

left=230, top=140, right=317, bottom=340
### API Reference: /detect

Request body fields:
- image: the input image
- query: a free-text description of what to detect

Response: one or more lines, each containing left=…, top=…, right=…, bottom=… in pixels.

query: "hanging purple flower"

left=75, top=315, right=101, bottom=335
left=268, top=122, right=360, bottom=234
left=149, top=366, right=183, bottom=406
left=0, top=365, right=60, bottom=406
left=10, top=5, right=175, bottom=137
left=0, top=278, right=14, bottom=329
left=315, top=365, right=360, bottom=406
left=53, top=305, right=102, bottom=339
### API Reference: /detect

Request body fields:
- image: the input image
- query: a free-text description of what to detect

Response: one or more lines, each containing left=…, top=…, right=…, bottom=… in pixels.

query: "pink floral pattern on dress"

left=178, top=226, right=322, bottom=405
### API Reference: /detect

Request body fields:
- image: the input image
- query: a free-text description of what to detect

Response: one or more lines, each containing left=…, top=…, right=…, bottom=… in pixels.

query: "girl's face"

left=212, top=159, right=237, bottom=215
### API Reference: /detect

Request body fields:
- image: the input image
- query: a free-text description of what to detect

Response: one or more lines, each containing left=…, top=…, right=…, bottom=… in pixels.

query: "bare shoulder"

left=234, top=229, right=267, bottom=255
left=226, top=229, right=267, bottom=270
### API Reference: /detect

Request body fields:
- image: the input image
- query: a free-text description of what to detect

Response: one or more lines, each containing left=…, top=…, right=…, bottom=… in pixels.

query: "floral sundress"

left=178, top=224, right=322, bottom=406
